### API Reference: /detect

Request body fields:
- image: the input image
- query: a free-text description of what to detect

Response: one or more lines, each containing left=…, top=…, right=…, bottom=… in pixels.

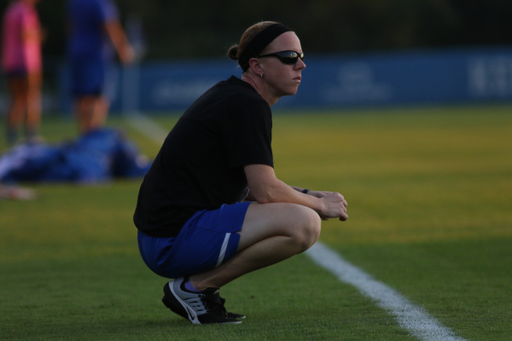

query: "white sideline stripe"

left=125, top=112, right=168, bottom=144
left=216, top=233, right=231, bottom=267
left=306, top=242, right=467, bottom=341
left=125, top=114, right=465, bottom=340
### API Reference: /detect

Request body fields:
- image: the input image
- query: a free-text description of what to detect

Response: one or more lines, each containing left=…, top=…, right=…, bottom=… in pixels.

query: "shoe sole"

left=162, top=284, right=188, bottom=320
left=167, top=282, right=202, bottom=324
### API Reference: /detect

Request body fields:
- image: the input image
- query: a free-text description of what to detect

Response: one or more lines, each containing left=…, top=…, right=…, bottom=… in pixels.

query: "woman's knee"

left=287, top=204, right=321, bottom=251
left=238, top=202, right=321, bottom=252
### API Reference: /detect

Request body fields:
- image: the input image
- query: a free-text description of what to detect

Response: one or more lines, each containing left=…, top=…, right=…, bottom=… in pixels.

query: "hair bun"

left=227, top=45, right=240, bottom=60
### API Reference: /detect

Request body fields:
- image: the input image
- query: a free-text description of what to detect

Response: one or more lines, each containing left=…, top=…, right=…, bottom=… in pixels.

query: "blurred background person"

left=1, top=0, right=44, bottom=147
left=67, top=0, right=134, bottom=134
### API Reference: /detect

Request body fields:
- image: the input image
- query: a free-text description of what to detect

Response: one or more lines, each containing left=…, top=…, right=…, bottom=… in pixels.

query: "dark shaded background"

left=2, top=0, right=512, bottom=61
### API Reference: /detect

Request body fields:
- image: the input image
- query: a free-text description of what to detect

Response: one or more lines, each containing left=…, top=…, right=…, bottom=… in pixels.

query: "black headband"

left=238, top=24, right=291, bottom=71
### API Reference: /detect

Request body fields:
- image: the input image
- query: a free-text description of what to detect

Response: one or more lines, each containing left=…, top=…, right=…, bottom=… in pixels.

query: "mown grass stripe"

left=125, top=112, right=168, bottom=144
left=306, top=242, right=467, bottom=341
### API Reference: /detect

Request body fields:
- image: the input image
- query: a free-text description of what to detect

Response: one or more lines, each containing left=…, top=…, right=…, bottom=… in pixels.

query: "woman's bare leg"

left=25, top=72, right=42, bottom=140
left=189, top=202, right=321, bottom=291
left=6, top=78, right=28, bottom=145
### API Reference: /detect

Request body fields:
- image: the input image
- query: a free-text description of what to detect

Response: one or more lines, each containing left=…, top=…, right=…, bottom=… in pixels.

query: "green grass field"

left=1, top=104, right=511, bottom=340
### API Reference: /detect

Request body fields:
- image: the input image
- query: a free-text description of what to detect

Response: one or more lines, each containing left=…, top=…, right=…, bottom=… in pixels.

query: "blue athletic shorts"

left=137, top=201, right=251, bottom=279
left=70, top=58, right=115, bottom=98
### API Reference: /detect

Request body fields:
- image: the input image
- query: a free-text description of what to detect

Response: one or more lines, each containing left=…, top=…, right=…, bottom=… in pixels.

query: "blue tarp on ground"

left=0, top=128, right=151, bottom=184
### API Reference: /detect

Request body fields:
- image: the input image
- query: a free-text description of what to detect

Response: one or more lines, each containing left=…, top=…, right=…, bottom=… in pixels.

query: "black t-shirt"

left=133, top=76, right=274, bottom=237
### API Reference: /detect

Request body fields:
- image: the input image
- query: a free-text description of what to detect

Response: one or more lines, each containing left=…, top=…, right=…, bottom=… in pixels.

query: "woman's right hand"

left=318, top=192, right=348, bottom=221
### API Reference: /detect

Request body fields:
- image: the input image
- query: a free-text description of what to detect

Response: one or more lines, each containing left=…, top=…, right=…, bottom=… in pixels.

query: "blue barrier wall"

left=59, top=46, right=512, bottom=113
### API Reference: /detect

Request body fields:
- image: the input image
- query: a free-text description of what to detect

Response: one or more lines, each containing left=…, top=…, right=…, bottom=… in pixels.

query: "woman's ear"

left=248, top=57, right=264, bottom=75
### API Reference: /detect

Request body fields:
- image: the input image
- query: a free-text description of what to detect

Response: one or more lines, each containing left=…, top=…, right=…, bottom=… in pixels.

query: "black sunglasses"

left=257, top=50, right=305, bottom=65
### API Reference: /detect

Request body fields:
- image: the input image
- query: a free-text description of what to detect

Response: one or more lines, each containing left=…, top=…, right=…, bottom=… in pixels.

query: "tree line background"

left=3, top=0, right=512, bottom=61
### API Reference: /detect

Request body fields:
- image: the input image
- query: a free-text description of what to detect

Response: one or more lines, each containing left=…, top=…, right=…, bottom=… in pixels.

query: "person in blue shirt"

left=67, top=0, right=133, bottom=133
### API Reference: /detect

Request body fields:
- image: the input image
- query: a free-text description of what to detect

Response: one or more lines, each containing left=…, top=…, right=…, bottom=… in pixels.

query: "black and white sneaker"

left=162, top=277, right=242, bottom=324
left=163, top=286, right=246, bottom=320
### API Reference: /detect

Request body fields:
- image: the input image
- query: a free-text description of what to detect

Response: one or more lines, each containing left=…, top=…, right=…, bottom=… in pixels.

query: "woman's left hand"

left=308, top=190, right=332, bottom=198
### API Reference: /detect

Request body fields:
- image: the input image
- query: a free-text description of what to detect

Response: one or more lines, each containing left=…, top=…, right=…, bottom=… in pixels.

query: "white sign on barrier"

left=468, top=57, right=512, bottom=98
left=324, top=62, right=394, bottom=103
